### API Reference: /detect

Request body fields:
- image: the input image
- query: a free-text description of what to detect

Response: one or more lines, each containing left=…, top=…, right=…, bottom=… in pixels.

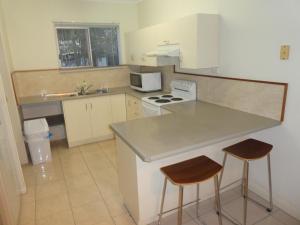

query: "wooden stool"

left=158, top=156, right=223, bottom=225
left=219, top=139, right=273, bottom=225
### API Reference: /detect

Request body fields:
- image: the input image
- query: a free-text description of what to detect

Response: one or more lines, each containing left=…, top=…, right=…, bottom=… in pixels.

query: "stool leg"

left=243, top=161, right=249, bottom=225
left=178, top=186, right=184, bottom=225
left=214, top=175, right=223, bottom=225
left=218, top=153, right=228, bottom=188
left=158, top=177, right=167, bottom=225
left=196, top=184, right=200, bottom=218
left=267, top=153, right=273, bottom=212
left=242, top=161, right=247, bottom=196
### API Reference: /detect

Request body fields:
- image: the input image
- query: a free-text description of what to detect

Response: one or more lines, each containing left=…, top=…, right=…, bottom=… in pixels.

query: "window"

left=56, top=24, right=120, bottom=68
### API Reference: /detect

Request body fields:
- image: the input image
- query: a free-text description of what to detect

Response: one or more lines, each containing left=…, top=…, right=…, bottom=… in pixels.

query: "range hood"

left=146, top=43, right=180, bottom=57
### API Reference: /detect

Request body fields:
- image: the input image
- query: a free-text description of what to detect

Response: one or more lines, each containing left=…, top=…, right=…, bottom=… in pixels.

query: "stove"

left=141, top=79, right=197, bottom=117
left=142, top=79, right=197, bottom=107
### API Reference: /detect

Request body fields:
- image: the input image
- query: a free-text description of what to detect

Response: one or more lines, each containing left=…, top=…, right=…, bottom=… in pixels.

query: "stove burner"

left=171, top=98, right=183, bottom=101
left=155, top=99, right=171, bottom=103
left=148, top=97, right=160, bottom=100
left=161, top=95, right=173, bottom=98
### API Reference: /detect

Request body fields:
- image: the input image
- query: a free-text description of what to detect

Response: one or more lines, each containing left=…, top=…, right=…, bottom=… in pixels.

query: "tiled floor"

left=19, top=139, right=300, bottom=225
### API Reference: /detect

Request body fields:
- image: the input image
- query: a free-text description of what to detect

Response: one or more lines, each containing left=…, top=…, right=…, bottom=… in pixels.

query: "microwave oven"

left=130, top=72, right=162, bottom=92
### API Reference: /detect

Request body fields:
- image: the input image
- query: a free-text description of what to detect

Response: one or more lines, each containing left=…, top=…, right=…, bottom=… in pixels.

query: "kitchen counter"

left=17, top=86, right=164, bottom=105
left=111, top=101, right=280, bottom=162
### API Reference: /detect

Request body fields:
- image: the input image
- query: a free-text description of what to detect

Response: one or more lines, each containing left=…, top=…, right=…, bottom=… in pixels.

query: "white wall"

left=138, top=0, right=218, bottom=28
left=1, top=0, right=139, bottom=70
left=0, top=0, right=28, bottom=164
left=137, top=0, right=300, bottom=219
left=218, top=0, right=300, bottom=219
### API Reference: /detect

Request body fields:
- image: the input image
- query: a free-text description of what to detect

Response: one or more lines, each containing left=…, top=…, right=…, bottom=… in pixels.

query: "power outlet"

left=280, top=45, right=290, bottom=60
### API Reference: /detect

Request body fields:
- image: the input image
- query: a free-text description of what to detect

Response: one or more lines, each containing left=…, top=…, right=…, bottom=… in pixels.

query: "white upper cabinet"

left=125, top=13, right=219, bottom=69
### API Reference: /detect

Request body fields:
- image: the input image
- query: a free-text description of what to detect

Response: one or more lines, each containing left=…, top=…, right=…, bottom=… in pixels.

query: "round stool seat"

left=223, top=138, right=273, bottom=160
left=161, top=155, right=222, bottom=185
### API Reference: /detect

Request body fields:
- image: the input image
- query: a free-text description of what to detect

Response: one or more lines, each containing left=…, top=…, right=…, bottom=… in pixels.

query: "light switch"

left=280, top=45, right=290, bottom=60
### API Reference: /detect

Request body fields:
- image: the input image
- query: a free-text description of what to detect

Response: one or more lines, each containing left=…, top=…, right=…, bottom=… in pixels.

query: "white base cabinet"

left=125, top=94, right=144, bottom=120
left=116, top=136, right=245, bottom=225
left=63, top=94, right=126, bottom=147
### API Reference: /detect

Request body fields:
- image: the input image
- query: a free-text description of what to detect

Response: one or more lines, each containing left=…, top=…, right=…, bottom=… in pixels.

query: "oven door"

left=142, top=101, right=161, bottom=117
left=130, top=73, right=143, bottom=90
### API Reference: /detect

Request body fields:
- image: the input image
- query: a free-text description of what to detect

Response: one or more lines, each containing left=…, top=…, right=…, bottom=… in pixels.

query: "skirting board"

left=249, top=183, right=300, bottom=221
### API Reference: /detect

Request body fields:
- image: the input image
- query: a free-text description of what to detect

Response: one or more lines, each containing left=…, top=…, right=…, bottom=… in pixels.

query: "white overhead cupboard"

left=125, top=13, right=219, bottom=69
left=62, top=94, right=126, bottom=147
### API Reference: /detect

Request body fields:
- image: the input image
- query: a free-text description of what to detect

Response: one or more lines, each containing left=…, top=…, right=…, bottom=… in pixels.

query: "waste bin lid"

left=24, top=118, right=49, bottom=135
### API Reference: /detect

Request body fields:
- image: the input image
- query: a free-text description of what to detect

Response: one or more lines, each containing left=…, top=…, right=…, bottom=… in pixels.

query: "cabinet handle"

left=85, top=103, right=88, bottom=111
left=90, top=103, right=93, bottom=110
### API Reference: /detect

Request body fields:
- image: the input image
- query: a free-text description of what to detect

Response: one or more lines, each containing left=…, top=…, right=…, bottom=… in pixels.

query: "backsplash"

left=12, top=66, right=130, bottom=98
left=140, top=66, right=287, bottom=121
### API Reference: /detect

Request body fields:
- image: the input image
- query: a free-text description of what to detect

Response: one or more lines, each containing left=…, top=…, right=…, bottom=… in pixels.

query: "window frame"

left=54, top=22, right=121, bottom=69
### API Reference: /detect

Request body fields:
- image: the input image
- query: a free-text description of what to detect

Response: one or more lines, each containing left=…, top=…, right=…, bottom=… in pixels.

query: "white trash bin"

left=24, top=118, right=52, bottom=165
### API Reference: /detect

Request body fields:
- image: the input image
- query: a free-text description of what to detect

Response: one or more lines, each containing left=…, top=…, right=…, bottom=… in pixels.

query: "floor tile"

left=65, top=173, right=95, bottom=189
left=62, top=161, right=90, bottom=178
left=68, top=184, right=102, bottom=207
left=82, top=151, right=112, bottom=170
left=113, top=214, right=136, bottom=225
left=21, top=186, right=36, bottom=204
left=222, top=197, right=269, bottom=224
left=18, top=219, right=36, bottom=225
left=36, top=193, right=70, bottom=220
left=185, top=198, right=215, bottom=219
left=19, top=201, right=35, bottom=224
left=80, top=143, right=102, bottom=153
left=156, top=211, right=193, bottom=225
left=20, top=139, right=300, bottom=225
left=72, top=200, right=114, bottom=225
left=255, top=216, right=285, bottom=225
left=196, top=211, right=232, bottom=225
left=22, top=166, right=36, bottom=187
left=36, top=210, right=74, bottom=225
left=220, top=188, right=241, bottom=205
left=59, top=147, right=81, bottom=161
left=99, top=139, right=116, bottom=150
left=103, top=193, right=127, bottom=217
left=247, top=190, right=278, bottom=212
left=36, top=180, right=67, bottom=200
left=60, top=152, right=84, bottom=165
left=272, top=209, right=300, bottom=225
left=34, top=163, right=64, bottom=185
left=182, top=221, right=200, bottom=225
left=92, top=166, right=118, bottom=183
left=96, top=180, right=121, bottom=199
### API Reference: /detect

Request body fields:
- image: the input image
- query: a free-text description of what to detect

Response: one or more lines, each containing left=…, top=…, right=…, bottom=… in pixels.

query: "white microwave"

left=130, top=72, right=162, bottom=92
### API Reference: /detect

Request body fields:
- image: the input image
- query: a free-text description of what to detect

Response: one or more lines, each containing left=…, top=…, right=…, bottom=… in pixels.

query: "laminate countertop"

left=111, top=101, right=280, bottom=162
left=17, top=86, right=163, bottom=105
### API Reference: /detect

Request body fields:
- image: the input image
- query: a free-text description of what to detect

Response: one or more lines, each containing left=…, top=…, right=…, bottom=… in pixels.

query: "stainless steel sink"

left=83, top=88, right=110, bottom=95
left=45, top=92, right=78, bottom=98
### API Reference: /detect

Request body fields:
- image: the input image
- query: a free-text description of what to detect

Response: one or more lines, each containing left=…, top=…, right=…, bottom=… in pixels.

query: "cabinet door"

left=126, top=95, right=143, bottom=120
left=89, top=96, right=113, bottom=138
left=63, top=99, right=91, bottom=145
left=111, top=94, right=126, bottom=123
